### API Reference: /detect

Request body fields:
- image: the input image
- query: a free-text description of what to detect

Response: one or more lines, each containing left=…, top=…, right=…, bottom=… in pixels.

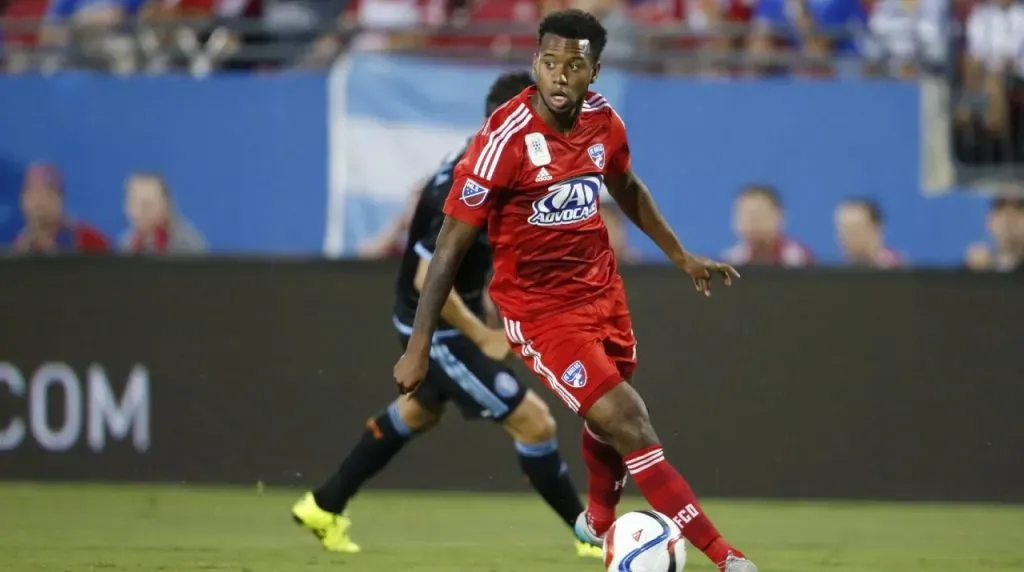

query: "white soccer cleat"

left=573, top=511, right=605, bottom=547
left=722, top=551, right=758, bottom=572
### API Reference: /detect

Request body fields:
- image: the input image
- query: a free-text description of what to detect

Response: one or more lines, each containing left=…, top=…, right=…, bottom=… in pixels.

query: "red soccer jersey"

left=444, top=86, right=630, bottom=321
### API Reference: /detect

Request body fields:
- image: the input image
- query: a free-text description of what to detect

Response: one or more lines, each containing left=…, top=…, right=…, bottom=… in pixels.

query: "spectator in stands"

left=600, top=188, right=640, bottom=263
left=747, top=0, right=867, bottom=76
left=834, top=197, right=904, bottom=268
left=956, top=0, right=1024, bottom=152
left=119, top=172, right=207, bottom=255
left=10, top=162, right=109, bottom=254
left=39, top=0, right=149, bottom=71
left=964, top=194, right=1024, bottom=272
left=1, top=0, right=48, bottom=72
left=723, top=183, right=813, bottom=267
left=298, top=0, right=447, bottom=67
left=570, top=0, right=637, bottom=61
left=355, top=177, right=425, bottom=259
left=861, top=0, right=947, bottom=78
left=683, top=0, right=754, bottom=76
left=424, top=0, right=560, bottom=59
left=261, top=0, right=349, bottom=66
left=139, top=0, right=266, bottom=74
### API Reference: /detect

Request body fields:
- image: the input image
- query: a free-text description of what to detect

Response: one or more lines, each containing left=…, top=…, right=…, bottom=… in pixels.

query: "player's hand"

left=393, top=352, right=429, bottom=395
left=678, top=253, right=740, bottom=297
left=478, top=328, right=511, bottom=361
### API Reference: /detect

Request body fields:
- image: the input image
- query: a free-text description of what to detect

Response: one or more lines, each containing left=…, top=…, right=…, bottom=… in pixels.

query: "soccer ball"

left=603, top=511, right=686, bottom=572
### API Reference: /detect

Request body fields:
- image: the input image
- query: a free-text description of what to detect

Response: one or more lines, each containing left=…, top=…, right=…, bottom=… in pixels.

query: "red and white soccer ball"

left=603, top=511, right=687, bottom=572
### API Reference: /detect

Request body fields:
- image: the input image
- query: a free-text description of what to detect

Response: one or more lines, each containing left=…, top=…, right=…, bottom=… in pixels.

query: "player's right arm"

left=410, top=152, right=509, bottom=361
left=412, top=258, right=509, bottom=360
left=394, top=117, right=519, bottom=393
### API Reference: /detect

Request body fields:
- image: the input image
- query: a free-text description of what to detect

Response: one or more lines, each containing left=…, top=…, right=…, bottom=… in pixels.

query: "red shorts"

left=502, top=289, right=637, bottom=416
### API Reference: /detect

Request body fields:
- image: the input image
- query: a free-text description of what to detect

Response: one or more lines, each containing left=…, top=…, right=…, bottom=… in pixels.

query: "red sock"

left=581, top=423, right=626, bottom=534
left=624, top=445, right=743, bottom=568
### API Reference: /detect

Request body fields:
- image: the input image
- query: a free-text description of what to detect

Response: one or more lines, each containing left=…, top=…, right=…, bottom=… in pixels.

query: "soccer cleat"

left=573, top=511, right=606, bottom=548
left=720, top=551, right=758, bottom=572
left=291, top=492, right=361, bottom=553
left=575, top=539, right=604, bottom=558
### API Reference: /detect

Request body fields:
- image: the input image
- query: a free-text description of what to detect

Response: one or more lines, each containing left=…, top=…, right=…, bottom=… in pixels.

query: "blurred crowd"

left=0, top=0, right=992, bottom=77
left=5, top=0, right=1024, bottom=162
left=3, top=0, right=1024, bottom=270
left=6, top=162, right=207, bottom=255
left=719, top=184, right=1022, bottom=272
left=5, top=160, right=1022, bottom=270
left=354, top=179, right=1024, bottom=272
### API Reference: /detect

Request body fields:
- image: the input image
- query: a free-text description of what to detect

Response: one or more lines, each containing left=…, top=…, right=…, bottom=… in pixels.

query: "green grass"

left=1, top=483, right=1022, bottom=572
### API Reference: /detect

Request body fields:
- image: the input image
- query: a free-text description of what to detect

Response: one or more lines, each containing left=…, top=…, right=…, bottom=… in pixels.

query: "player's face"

left=533, top=34, right=599, bottom=117
left=835, top=203, right=879, bottom=258
left=733, top=194, right=781, bottom=243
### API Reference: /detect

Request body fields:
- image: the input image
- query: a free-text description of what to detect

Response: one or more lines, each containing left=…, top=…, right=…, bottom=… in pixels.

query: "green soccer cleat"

left=291, top=492, right=361, bottom=553
left=576, top=539, right=604, bottom=559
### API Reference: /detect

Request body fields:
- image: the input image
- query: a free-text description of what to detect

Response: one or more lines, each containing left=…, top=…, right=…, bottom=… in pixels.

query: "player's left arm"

left=603, top=115, right=739, bottom=295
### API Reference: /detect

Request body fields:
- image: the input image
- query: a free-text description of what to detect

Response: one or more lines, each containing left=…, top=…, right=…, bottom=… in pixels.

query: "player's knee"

left=393, top=395, right=443, bottom=432
left=503, top=390, right=557, bottom=444
left=586, top=383, right=658, bottom=455
left=609, top=412, right=657, bottom=455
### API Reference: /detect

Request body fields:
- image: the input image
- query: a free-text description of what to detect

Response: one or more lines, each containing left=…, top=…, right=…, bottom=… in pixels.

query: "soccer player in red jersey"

left=393, top=9, right=757, bottom=572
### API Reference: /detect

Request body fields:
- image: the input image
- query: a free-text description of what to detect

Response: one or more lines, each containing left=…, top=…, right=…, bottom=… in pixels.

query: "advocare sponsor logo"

left=0, top=362, right=150, bottom=452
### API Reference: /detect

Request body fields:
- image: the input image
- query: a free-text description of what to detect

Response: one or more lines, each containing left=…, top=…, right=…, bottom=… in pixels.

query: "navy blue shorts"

left=398, top=332, right=527, bottom=422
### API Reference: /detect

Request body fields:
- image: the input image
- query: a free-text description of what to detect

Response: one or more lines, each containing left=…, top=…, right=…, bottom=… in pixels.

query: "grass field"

left=1, top=483, right=1022, bottom=572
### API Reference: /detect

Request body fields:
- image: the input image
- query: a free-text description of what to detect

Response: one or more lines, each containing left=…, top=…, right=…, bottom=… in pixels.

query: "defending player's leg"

left=584, top=382, right=757, bottom=572
left=292, top=395, right=443, bottom=552
left=428, top=333, right=600, bottom=560
left=501, top=389, right=602, bottom=559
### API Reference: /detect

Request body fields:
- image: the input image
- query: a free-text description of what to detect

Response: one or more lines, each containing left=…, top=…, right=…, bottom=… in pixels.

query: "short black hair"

left=738, top=183, right=782, bottom=209
left=485, top=71, right=535, bottom=116
left=841, top=197, right=884, bottom=225
left=537, top=9, right=607, bottom=62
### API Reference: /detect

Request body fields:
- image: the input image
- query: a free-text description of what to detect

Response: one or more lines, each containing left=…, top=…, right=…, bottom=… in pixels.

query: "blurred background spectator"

left=138, top=0, right=267, bottom=74
left=119, top=172, right=207, bottom=255
left=38, top=0, right=149, bottom=73
left=724, top=184, right=814, bottom=267
left=954, top=0, right=1024, bottom=165
left=300, top=0, right=445, bottom=66
left=834, top=197, right=904, bottom=268
left=601, top=188, right=641, bottom=263
left=10, top=162, right=109, bottom=254
left=748, top=0, right=866, bottom=76
left=963, top=193, right=1024, bottom=271
left=861, top=0, right=947, bottom=78
left=570, top=0, right=638, bottom=60
left=354, top=178, right=425, bottom=259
